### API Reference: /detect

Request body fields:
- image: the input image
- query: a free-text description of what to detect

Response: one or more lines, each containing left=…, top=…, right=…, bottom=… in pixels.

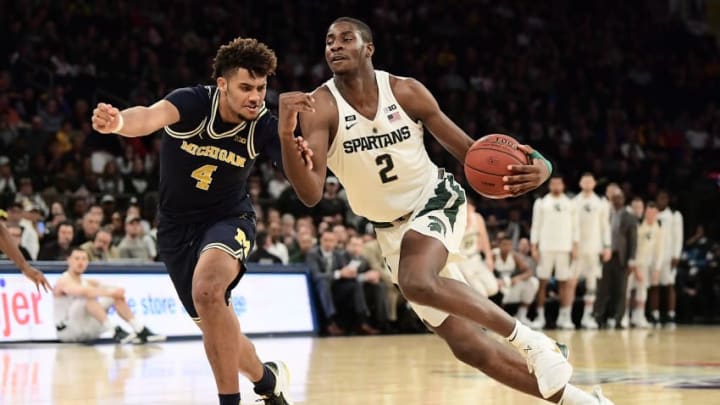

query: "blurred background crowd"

left=1, top=0, right=719, bottom=334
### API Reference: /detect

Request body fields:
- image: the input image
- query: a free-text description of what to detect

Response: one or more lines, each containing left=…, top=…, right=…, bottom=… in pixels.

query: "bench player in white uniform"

left=530, top=176, right=579, bottom=330
left=53, top=248, right=164, bottom=343
left=650, top=191, right=683, bottom=328
left=623, top=202, right=663, bottom=328
left=572, top=173, right=611, bottom=329
left=494, top=236, right=539, bottom=325
left=457, top=198, right=498, bottom=298
left=277, top=16, right=612, bottom=405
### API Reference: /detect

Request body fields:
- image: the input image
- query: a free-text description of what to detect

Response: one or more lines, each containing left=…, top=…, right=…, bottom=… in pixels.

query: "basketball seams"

left=465, top=147, right=528, bottom=175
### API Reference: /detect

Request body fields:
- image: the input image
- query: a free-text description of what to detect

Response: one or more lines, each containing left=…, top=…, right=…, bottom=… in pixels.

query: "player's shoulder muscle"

left=389, top=74, right=437, bottom=121
left=164, top=85, right=211, bottom=132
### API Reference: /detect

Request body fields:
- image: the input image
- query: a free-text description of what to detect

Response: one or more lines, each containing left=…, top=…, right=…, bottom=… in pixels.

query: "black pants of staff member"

left=593, top=253, right=629, bottom=326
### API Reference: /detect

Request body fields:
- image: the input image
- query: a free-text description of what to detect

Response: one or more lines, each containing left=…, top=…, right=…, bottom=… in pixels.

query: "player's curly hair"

left=212, top=37, right=277, bottom=79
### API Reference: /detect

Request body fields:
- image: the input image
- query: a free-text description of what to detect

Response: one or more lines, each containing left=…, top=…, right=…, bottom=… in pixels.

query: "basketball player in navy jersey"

left=92, top=38, right=292, bottom=405
left=0, top=222, right=50, bottom=291
left=279, top=17, right=612, bottom=404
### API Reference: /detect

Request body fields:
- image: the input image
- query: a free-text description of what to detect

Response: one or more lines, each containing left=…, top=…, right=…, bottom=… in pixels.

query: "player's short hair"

left=331, top=17, right=374, bottom=43
left=70, top=247, right=88, bottom=256
left=580, top=172, right=594, bottom=179
left=646, top=201, right=658, bottom=209
left=212, top=37, right=277, bottom=80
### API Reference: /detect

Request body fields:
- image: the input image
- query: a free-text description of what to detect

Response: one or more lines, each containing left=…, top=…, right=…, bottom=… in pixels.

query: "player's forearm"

left=0, top=224, right=32, bottom=272
left=114, top=107, right=162, bottom=137
left=437, top=134, right=473, bottom=164
left=279, top=134, right=324, bottom=206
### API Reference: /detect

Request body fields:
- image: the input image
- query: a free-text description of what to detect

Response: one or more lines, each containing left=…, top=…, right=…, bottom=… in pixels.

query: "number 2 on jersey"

left=191, top=164, right=218, bottom=190
left=376, top=154, right=398, bottom=183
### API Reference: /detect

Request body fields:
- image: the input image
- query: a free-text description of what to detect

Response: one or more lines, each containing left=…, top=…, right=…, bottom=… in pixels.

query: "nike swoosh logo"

left=345, top=122, right=358, bottom=130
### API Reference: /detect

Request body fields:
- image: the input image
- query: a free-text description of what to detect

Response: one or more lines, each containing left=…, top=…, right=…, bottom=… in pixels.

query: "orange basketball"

left=464, top=134, right=530, bottom=199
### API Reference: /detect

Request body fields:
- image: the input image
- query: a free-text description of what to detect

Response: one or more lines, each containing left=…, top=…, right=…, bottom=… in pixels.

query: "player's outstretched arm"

left=0, top=223, right=51, bottom=292
left=278, top=90, right=333, bottom=206
left=91, top=100, right=180, bottom=137
left=393, top=76, right=550, bottom=196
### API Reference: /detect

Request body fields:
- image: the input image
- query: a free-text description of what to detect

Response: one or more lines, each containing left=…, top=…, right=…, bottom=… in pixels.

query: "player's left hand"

left=21, top=265, right=51, bottom=293
left=502, top=144, right=550, bottom=196
left=294, top=136, right=314, bottom=170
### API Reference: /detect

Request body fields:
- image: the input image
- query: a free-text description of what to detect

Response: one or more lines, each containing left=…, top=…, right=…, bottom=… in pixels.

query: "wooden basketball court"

left=3, top=327, right=720, bottom=404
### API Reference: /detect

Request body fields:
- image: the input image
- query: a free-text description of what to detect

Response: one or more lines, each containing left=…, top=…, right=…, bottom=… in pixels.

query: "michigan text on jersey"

left=180, top=140, right=247, bottom=167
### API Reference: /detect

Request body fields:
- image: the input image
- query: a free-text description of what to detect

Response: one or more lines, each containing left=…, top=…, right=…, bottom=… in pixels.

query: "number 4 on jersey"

left=191, top=164, right=218, bottom=190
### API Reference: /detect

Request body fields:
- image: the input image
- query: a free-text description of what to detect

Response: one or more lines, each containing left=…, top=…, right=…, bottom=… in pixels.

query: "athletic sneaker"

left=592, top=385, right=614, bottom=404
left=521, top=332, right=573, bottom=398
left=632, top=316, right=651, bottom=329
left=581, top=315, right=598, bottom=330
left=258, top=361, right=293, bottom=405
left=556, top=317, right=575, bottom=330
left=112, top=326, right=136, bottom=344
left=134, top=327, right=166, bottom=344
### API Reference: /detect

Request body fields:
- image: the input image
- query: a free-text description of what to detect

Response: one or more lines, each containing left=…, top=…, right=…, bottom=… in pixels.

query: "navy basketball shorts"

left=157, top=214, right=256, bottom=320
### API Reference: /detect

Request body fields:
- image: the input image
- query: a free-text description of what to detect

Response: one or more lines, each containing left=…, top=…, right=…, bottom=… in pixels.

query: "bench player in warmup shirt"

left=53, top=248, right=163, bottom=343
left=278, top=17, right=612, bottom=405
left=91, top=38, right=293, bottom=405
left=572, top=173, right=611, bottom=330
left=456, top=197, right=498, bottom=299
left=494, top=236, right=539, bottom=326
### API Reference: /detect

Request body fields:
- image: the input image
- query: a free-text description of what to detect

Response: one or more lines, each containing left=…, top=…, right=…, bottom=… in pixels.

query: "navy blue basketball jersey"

left=158, top=85, right=280, bottom=224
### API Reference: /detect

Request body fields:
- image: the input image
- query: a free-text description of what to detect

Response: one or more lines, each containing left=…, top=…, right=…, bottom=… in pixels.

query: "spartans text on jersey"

left=343, top=125, right=411, bottom=154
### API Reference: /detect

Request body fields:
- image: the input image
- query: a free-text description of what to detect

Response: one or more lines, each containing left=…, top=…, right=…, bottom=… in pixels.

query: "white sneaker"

left=592, top=385, right=614, bottom=404
left=531, top=317, right=546, bottom=330
left=620, top=314, right=629, bottom=329
left=632, top=316, right=650, bottom=329
left=581, top=316, right=598, bottom=330
left=557, top=318, right=575, bottom=330
left=521, top=332, right=573, bottom=398
left=607, top=318, right=617, bottom=329
left=517, top=315, right=533, bottom=327
left=665, top=321, right=677, bottom=330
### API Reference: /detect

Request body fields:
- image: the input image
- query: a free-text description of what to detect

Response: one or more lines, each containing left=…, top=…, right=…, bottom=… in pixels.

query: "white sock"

left=517, top=306, right=528, bottom=319
left=633, top=308, right=643, bottom=320
left=559, top=384, right=597, bottom=404
left=651, top=310, right=660, bottom=320
left=582, top=306, right=593, bottom=318
left=102, top=318, right=115, bottom=332
left=129, top=318, right=145, bottom=333
left=560, top=306, right=571, bottom=320
left=537, top=307, right=545, bottom=320
left=506, top=320, right=535, bottom=350
left=668, top=310, right=676, bottom=319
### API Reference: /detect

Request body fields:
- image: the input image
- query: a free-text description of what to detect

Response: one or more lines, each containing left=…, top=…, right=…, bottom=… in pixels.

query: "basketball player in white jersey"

left=650, top=191, right=683, bottom=328
left=53, top=248, right=164, bottom=343
left=572, top=173, right=611, bottom=330
left=457, top=198, right=498, bottom=298
left=530, top=176, right=579, bottom=330
left=494, top=236, right=539, bottom=325
left=278, top=16, right=612, bottom=405
left=624, top=202, right=663, bottom=329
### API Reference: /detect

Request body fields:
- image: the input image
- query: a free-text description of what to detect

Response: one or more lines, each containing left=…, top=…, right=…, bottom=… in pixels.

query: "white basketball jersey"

left=493, top=247, right=516, bottom=278
left=460, top=213, right=480, bottom=257
left=325, top=71, right=438, bottom=222
left=573, top=192, right=610, bottom=254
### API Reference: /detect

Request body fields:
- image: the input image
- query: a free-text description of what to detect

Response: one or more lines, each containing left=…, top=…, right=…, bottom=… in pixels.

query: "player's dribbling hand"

left=21, top=265, right=51, bottom=293
left=502, top=144, right=550, bottom=196
left=92, top=103, right=122, bottom=134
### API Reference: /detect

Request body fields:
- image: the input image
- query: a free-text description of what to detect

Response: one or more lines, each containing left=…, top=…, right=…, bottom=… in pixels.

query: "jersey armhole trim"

left=164, top=117, right=208, bottom=139
left=247, top=107, right=268, bottom=159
